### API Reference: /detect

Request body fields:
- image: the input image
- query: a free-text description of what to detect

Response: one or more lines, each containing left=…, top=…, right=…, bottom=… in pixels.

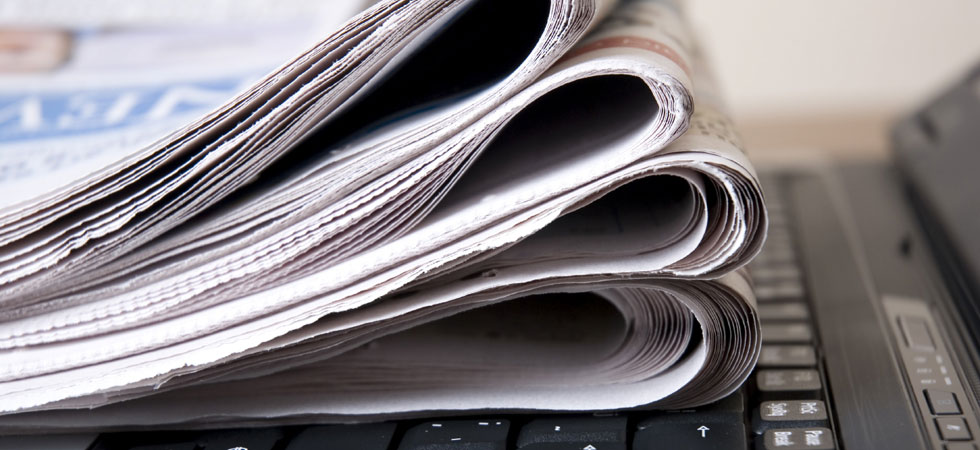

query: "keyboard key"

left=752, top=248, right=796, bottom=266
left=763, top=228, right=792, bottom=242
left=900, top=316, right=936, bottom=352
left=752, top=266, right=802, bottom=283
left=516, top=415, right=627, bottom=449
left=697, top=389, right=747, bottom=417
left=97, top=431, right=199, bottom=450
left=926, top=390, right=962, bottom=415
left=757, top=370, right=822, bottom=399
left=761, top=323, right=813, bottom=344
left=761, top=428, right=835, bottom=449
left=765, top=224, right=791, bottom=236
left=766, top=217, right=788, bottom=229
left=758, top=303, right=810, bottom=322
left=634, top=390, right=746, bottom=449
left=755, top=282, right=805, bottom=302
left=399, top=420, right=509, bottom=450
left=936, top=417, right=972, bottom=441
left=0, top=434, right=98, bottom=450
left=759, top=345, right=817, bottom=368
left=634, top=415, right=746, bottom=450
left=764, top=236, right=794, bottom=252
left=753, top=400, right=829, bottom=433
left=130, top=443, right=196, bottom=450
left=946, top=443, right=978, bottom=450
left=284, top=423, right=396, bottom=450
left=196, top=428, right=283, bottom=450
left=765, top=197, right=786, bottom=211
left=768, top=214, right=789, bottom=227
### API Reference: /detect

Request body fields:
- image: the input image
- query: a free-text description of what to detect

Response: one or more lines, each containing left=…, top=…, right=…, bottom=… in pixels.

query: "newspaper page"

left=0, top=0, right=766, bottom=429
left=0, top=1, right=365, bottom=208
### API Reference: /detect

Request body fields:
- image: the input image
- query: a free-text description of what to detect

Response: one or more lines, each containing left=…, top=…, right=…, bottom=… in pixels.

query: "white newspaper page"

left=0, top=0, right=766, bottom=428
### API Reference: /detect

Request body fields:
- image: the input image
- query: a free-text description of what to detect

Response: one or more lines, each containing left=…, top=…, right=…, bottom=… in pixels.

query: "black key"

left=756, top=370, right=822, bottom=399
left=398, top=420, right=509, bottom=450
left=761, top=323, right=813, bottom=344
left=96, top=430, right=193, bottom=450
left=696, top=389, right=747, bottom=417
left=634, top=414, right=746, bottom=450
left=284, top=423, right=396, bottom=450
left=130, top=443, right=196, bottom=450
left=758, top=303, right=809, bottom=322
left=925, top=389, right=962, bottom=415
left=516, top=415, right=627, bottom=449
left=99, top=430, right=200, bottom=450
left=633, top=390, right=746, bottom=449
left=753, top=400, right=829, bottom=433
left=760, top=428, right=835, bottom=449
left=936, top=417, right=972, bottom=441
left=659, top=390, right=746, bottom=419
left=0, top=434, right=98, bottom=450
left=946, top=443, right=978, bottom=450
left=196, top=428, right=283, bottom=450
left=758, top=345, right=817, bottom=368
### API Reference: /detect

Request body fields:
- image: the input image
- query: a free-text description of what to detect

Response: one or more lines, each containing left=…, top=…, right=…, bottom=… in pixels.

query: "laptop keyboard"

left=2, top=180, right=845, bottom=450
left=748, top=177, right=840, bottom=449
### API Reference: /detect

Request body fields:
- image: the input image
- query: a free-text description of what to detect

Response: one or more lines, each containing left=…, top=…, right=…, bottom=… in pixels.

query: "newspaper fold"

left=0, top=0, right=766, bottom=428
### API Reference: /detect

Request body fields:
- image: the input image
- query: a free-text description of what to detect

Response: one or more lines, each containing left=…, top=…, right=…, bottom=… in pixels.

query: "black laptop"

left=4, top=61, right=980, bottom=450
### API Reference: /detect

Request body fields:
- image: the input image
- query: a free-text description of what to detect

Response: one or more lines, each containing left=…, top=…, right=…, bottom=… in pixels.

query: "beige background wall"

left=685, top=0, right=980, bottom=158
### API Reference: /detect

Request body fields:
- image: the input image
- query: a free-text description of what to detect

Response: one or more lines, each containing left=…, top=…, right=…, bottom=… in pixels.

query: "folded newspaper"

left=0, top=0, right=767, bottom=430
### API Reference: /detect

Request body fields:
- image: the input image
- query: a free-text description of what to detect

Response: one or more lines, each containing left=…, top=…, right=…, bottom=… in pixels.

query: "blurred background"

left=687, top=0, right=980, bottom=161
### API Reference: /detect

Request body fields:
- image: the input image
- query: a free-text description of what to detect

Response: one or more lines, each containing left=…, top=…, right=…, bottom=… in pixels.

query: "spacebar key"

left=633, top=414, right=747, bottom=450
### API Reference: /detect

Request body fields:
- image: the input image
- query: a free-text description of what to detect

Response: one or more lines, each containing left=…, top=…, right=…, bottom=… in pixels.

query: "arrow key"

left=634, top=416, right=747, bottom=450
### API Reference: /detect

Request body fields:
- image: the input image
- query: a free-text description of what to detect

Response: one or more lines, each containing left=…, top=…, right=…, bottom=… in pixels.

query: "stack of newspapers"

left=0, top=0, right=767, bottom=430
